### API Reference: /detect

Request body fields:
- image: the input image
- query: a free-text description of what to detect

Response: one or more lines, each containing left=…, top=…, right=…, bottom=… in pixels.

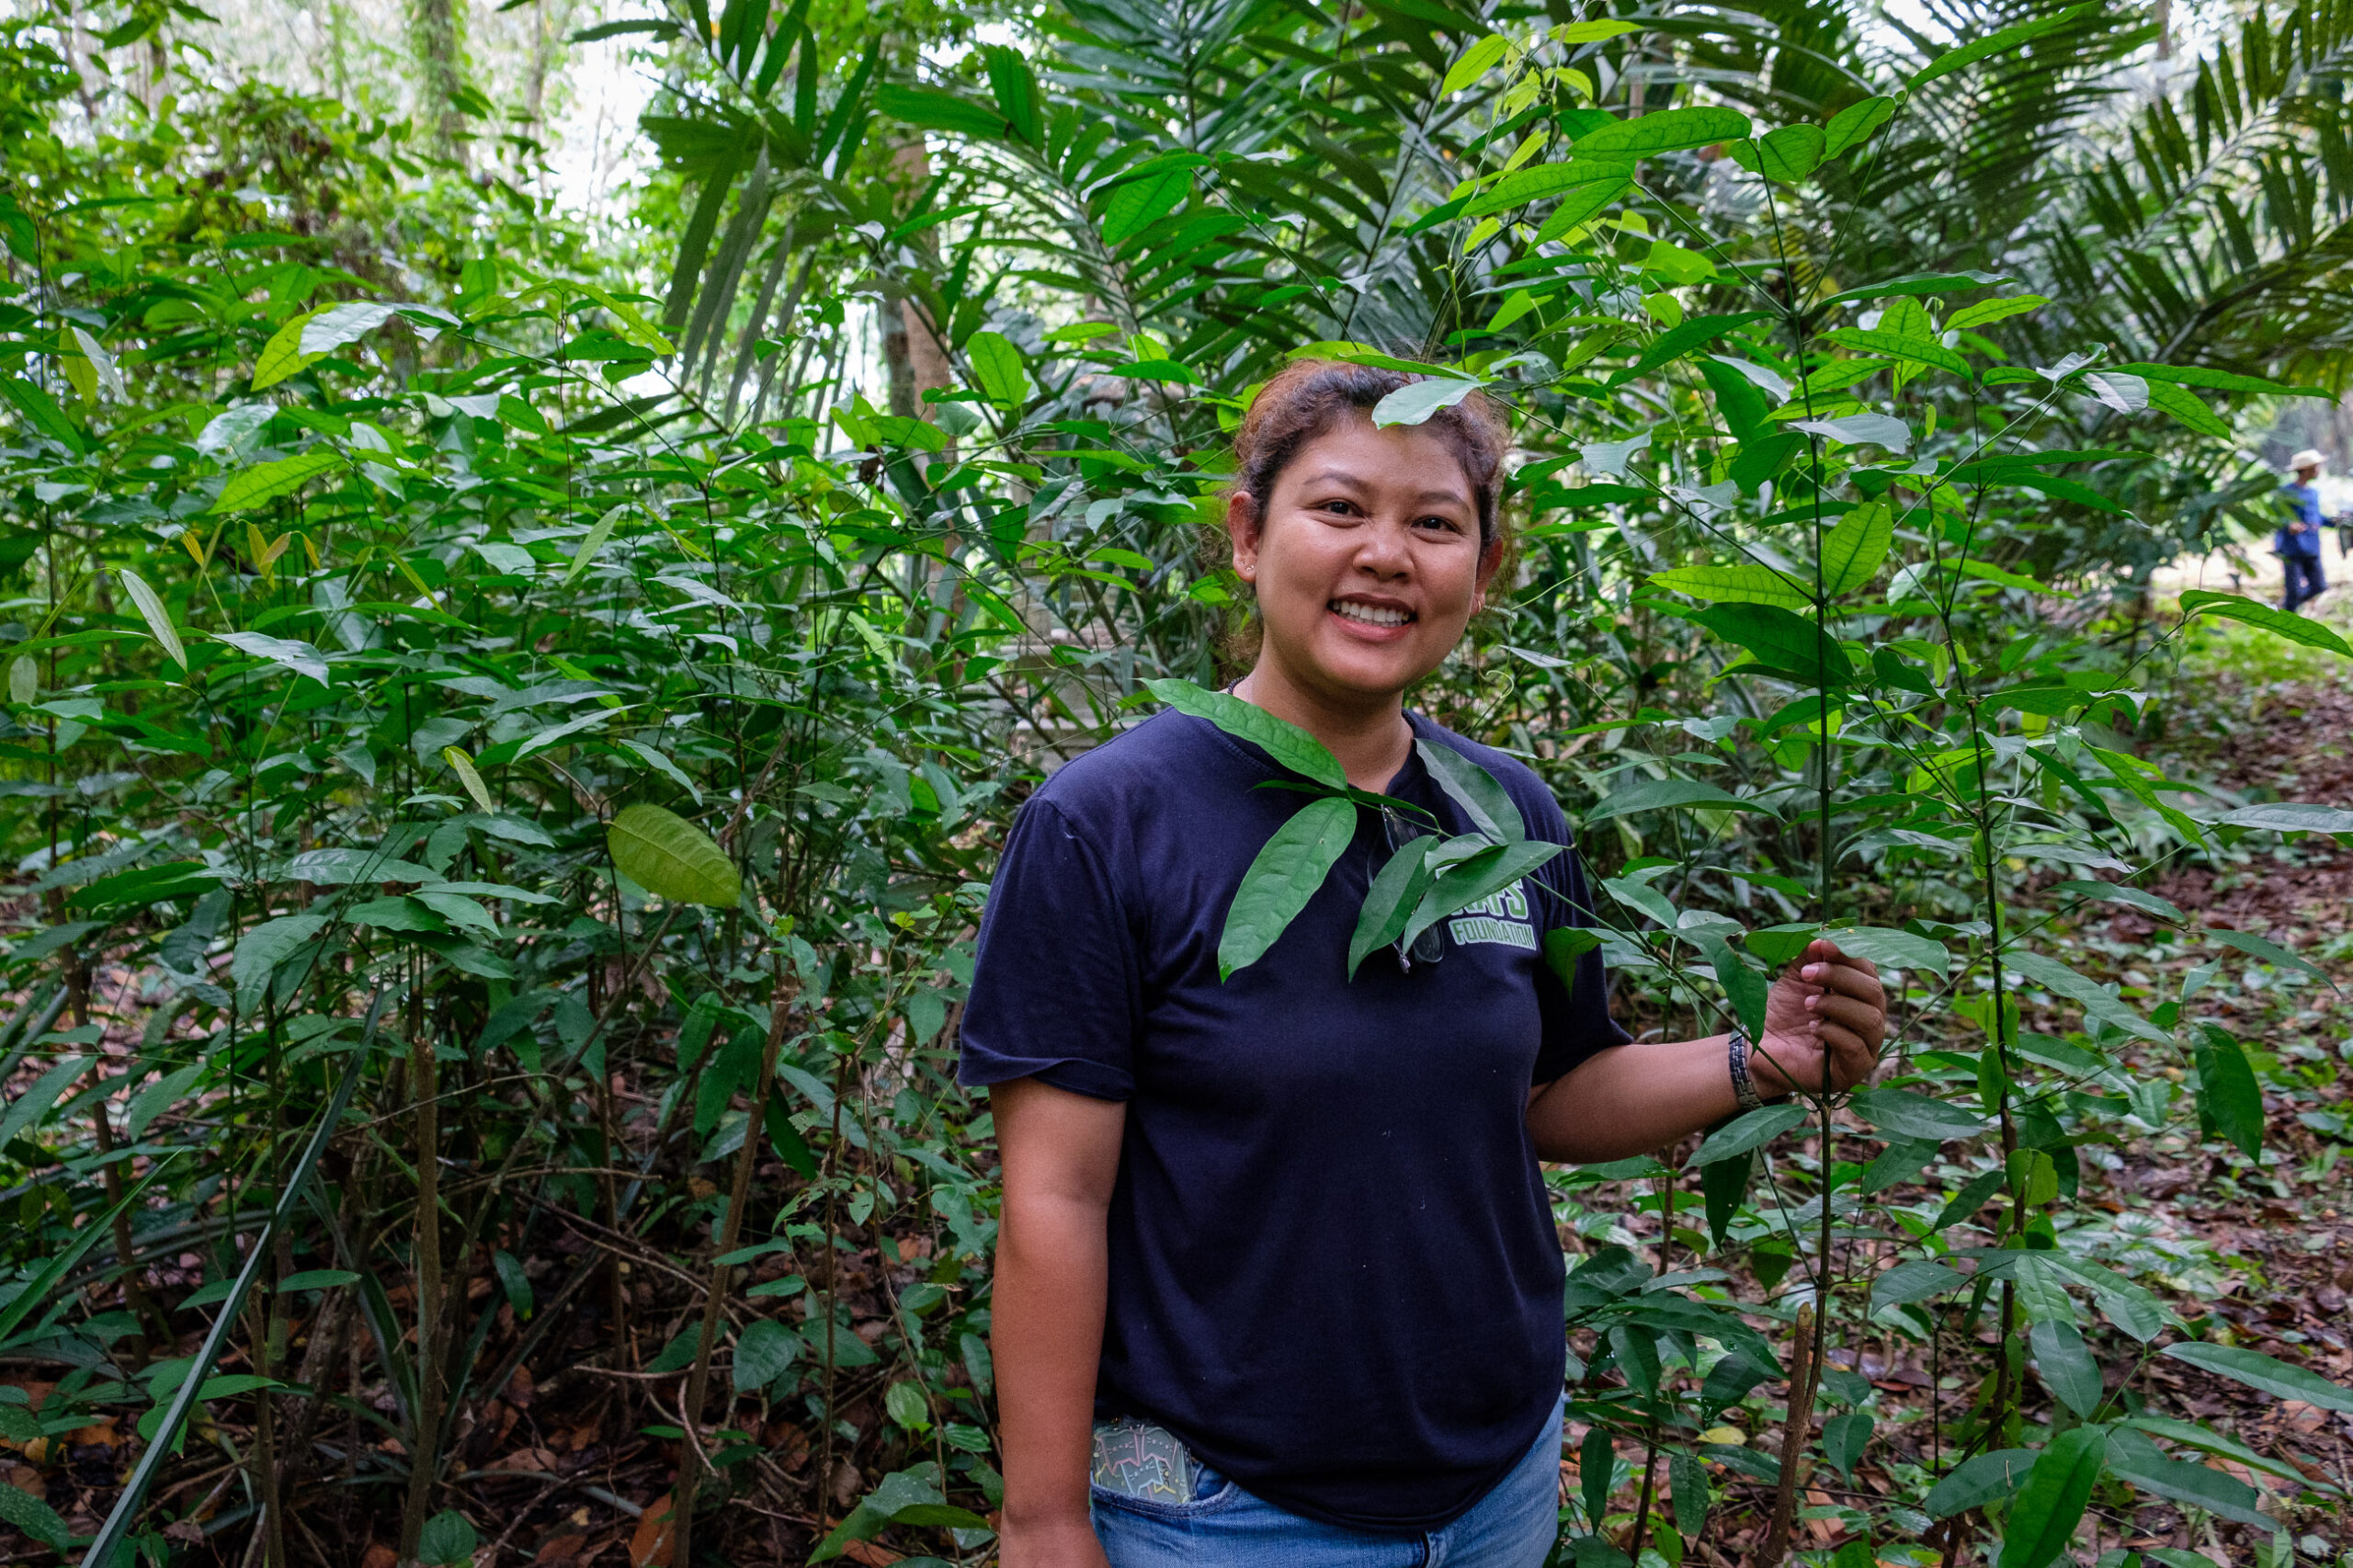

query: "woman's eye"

left=1416, top=515, right=1462, bottom=533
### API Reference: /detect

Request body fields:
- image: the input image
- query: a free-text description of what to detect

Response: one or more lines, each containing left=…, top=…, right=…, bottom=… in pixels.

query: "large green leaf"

left=1871, top=1257, right=1964, bottom=1307
left=1397, top=838, right=1564, bottom=955
left=966, top=330, right=1030, bottom=409
left=1848, top=1087, right=1984, bottom=1141
left=0, top=374, right=85, bottom=452
left=2179, top=588, right=2352, bottom=657
left=1693, top=1104, right=1807, bottom=1165
left=1730, top=124, right=1825, bottom=182
left=608, top=802, right=742, bottom=907
left=1146, top=679, right=1347, bottom=789
left=1818, top=501, right=1893, bottom=596
left=1648, top=562, right=1810, bottom=610
left=1574, top=106, right=1751, bottom=158
left=1996, top=1426, right=2106, bottom=1568
left=117, top=568, right=187, bottom=668
left=2190, top=1024, right=2264, bottom=1159
left=2104, top=1428, right=2270, bottom=1529
left=1912, top=4, right=2096, bottom=88
left=1370, top=375, right=1483, bottom=427
left=1924, top=1448, right=2035, bottom=1517
left=210, top=449, right=343, bottom=514
left=1218, top=796, right=1356, bottom=980
left=1692, top=602, right=1854, bottom=684
left=1347, top=835, right=1438, bottom=978
left=2161, top=1341, right=2353, bottom=1410
left=1823, top=327, right=1971, bottom=377
left=1417, top=740, right=1524, bottom=842
left=1462, top=162, right=1627, bottom=218
left=1100, top=158, right=1196, bottom=244
left=2029, top=1318, right=2102, bottom=1416
left=1585, top=777, right=1779, bottom=824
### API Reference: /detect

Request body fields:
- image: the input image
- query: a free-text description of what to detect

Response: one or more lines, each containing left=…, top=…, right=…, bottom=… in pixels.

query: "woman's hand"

left=1750, top=938, right=1886, bottom=1098
left=996, top=1514, right=1112, bottom=1568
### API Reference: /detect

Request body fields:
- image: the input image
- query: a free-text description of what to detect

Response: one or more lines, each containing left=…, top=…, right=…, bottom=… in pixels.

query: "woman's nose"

left=1354, top=518, right=1413, bottom=575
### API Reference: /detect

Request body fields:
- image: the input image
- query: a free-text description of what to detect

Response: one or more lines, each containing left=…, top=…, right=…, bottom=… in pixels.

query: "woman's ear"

left=1225, top=492, right=1262, bottom=584
left=1470, top=529, right=1504, bottom=613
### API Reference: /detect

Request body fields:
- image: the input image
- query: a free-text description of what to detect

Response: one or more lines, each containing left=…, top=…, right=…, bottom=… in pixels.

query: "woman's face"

left=1228, top=415, right=1498, bottom=710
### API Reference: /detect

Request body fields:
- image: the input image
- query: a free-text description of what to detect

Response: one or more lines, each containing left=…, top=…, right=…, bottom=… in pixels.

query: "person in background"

left=2278, top=448, right=2329, bottom=612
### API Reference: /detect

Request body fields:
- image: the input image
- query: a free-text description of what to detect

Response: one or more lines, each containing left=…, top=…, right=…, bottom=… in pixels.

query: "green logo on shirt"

left=1448, top=880, right=1537, bottom=951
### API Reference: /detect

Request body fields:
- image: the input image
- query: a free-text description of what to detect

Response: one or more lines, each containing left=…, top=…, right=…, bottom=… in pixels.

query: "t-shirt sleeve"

left=1524, top=795, right=1631, bottom=1085
left=957, top=796, right=1140, bottom=1101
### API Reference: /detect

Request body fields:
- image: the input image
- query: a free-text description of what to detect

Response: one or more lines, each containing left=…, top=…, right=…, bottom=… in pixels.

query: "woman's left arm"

left=1525, top=939, right=1887, bottom=1165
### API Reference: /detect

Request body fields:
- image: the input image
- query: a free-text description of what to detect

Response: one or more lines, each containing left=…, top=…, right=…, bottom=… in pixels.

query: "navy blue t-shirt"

left=959, top=707, right=1628, bottom=1531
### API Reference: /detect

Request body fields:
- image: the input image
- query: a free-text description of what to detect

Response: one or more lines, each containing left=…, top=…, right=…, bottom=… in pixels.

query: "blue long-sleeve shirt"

left=2279, top=483, right=2325, bottom=556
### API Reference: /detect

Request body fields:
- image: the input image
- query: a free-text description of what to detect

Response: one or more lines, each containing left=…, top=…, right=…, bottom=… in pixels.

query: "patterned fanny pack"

left=1090, top=1415, right=1201, bottom=1502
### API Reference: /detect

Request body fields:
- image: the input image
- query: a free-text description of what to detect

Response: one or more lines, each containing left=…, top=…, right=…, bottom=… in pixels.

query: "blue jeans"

left=2283, top=551, right=2326, bottom=611
left=1090, top=1398, right=1564, bottom=1567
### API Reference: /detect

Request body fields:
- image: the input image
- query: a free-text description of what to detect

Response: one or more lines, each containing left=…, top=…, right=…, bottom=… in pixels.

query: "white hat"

left=2290, top=448, right=2326, bottom=472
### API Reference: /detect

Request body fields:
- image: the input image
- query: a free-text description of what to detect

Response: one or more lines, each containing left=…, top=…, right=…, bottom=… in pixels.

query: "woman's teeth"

left=1331, top=600, right=1412, bottom=628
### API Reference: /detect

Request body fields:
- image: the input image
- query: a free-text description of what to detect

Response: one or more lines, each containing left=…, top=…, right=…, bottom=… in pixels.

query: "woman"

left=960, top=361, right=1889, bottom=1567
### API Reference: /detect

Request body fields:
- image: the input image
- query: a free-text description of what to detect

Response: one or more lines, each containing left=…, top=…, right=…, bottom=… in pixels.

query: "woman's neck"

left=1235, top=664, right=1413, bottom=792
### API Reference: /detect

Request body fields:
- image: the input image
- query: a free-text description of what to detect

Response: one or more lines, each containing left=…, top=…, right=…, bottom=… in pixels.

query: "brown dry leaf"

left=840, top=1544, right=904, bottom=1567
left=505, top=1365, right=537, bottom=1406
left=360, top=1544, right=398, bottom=1568
left=630, top=1494, right=676, bottom=1568
left=535, top=1533, right=588, bottom=1563
left=7, top=1463, right=43, bottom=1496
left=67, top=1415, right=116, bottom=1448
left=496, top=1447, right=563, bottom=1472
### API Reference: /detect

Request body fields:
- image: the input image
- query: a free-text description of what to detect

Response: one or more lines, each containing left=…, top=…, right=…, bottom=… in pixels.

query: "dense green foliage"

left=0, top=0, right=2350, bottom=1565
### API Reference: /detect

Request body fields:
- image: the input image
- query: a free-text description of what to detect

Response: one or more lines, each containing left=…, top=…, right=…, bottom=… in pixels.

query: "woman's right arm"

left=989, top=1075, right=1128, bottom=1568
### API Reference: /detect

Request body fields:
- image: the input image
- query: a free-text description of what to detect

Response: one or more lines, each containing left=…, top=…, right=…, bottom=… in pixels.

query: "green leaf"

left=1220, top=796, right=1356, bottom=979
left=1441, top=32, right=1510, bottom=96
left=0, top=1475, right=70, bottom=1549
left=211, top=449, right=342, bottom=514
left=443, top=746, right=494, bottom=813
left=419, top=1509, right=478, bottom=1566
left=1790, top=412, right=1912, bottom=452
left=1693, top=1104, right=1807, bottom=1165
left=214, top=631, right=329, bottom=686
left=1823, top=1411, right=1872, bottom=1479
left=1101, top=159, right=1196, bottom=245
left=278, top=1268, right=360, bottom=1292
left=2005, top=949, right=2169, bottom=1044
left=0, top=1053, right=88, bottom=1154
left=1730, top=124, right=1824, bottom=182
left=1997, top=1426, right=2106, bottom=1568
left=1701, top=936, right=1768, bottom=1038
left=1585, top=777, right=1778, bottom=824
left=1693, top=602, right=1854, bottom=685
left=1826, top=925, right=1950, bottom=977
left=1819, top=500, right=1893, bottom=595
left=1699, top=1150, right=1752, bottom=1246
left=0, top=374, right=85, bottom=453
left=1924, top=1448, right=2036, bottom=1517
left=1462, top=161, right=1626, bottom=218
left=563, top=505, right=625, bottom=585
left=1932, top=1168, right=2006, bottom=1232
left=1872, top=1257, right=1964, bottom=1307
left=1648, top=562, right=1811, bottom=611
left=1146, top=679, right=1347, bottom=789
left=966, top=330, right=1030, bottom=408
left=1347, top=835, right=1437, bottom=978
left=1848, top=1086, right=1984, bottom=1142
left=875, top=84, right=1006, bottom=139
left=608, top=802, right=742, bottom=908
left=983, top=45, right=1041, bottom=141
left=2029, top=1317, right=2103, bottom=1416
left=1531, top=176, right=1631, bottom=242
left=1418, top=739, right=1524, bottom=842
left=2142, top=378, right=2230, bottom=436
left=1824, top=327, right=1971, bottom=377
left=1912, top=5, right=2096, bottom=89
left=2110, top=362, right=2329, bottom=398
left=1543, top=927, right=1600, bottom=994
left=884, top=1380, right=930, bottom=1431
left=2208, top=927, right=2336, bottom=989
left=1574, top=106, right=1751, bottom=158
left=2103, top=1428, right=2270, bottom=1530
left=232, top=914, right=329, bottom=991
left=2190, top=1025, right=2264, bottom=1160
left=2179, top=588, right=2351, bottom=657
left=1370, top=375, right=1483, bottom=428
left=1399, top=838, right=1563, bottom=955
left=1821, top=96, right=1897, bottom=158
left=117, top=569, right=187, bottom=669
left=2213, top=801, right=2353, bottom=834
left=733, top=1318, right=800, bottom=1392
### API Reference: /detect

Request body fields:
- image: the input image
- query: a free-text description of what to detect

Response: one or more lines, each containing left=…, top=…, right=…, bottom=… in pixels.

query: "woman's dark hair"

left=1205, top=358, right=1514, bottom=673
left=1232, top=359, right=1512, bottom=545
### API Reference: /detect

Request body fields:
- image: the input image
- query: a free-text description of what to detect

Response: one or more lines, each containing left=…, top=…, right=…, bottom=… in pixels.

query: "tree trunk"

left=410, top=0, right=469, bottom=166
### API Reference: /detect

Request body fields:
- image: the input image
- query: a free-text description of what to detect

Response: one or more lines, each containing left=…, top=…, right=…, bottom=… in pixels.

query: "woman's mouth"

left=1329, top=597, right=1415, bottom=629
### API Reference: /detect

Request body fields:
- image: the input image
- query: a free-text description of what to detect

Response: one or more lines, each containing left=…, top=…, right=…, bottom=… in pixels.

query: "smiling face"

left=1228, top=415, right=1499, bottom=714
